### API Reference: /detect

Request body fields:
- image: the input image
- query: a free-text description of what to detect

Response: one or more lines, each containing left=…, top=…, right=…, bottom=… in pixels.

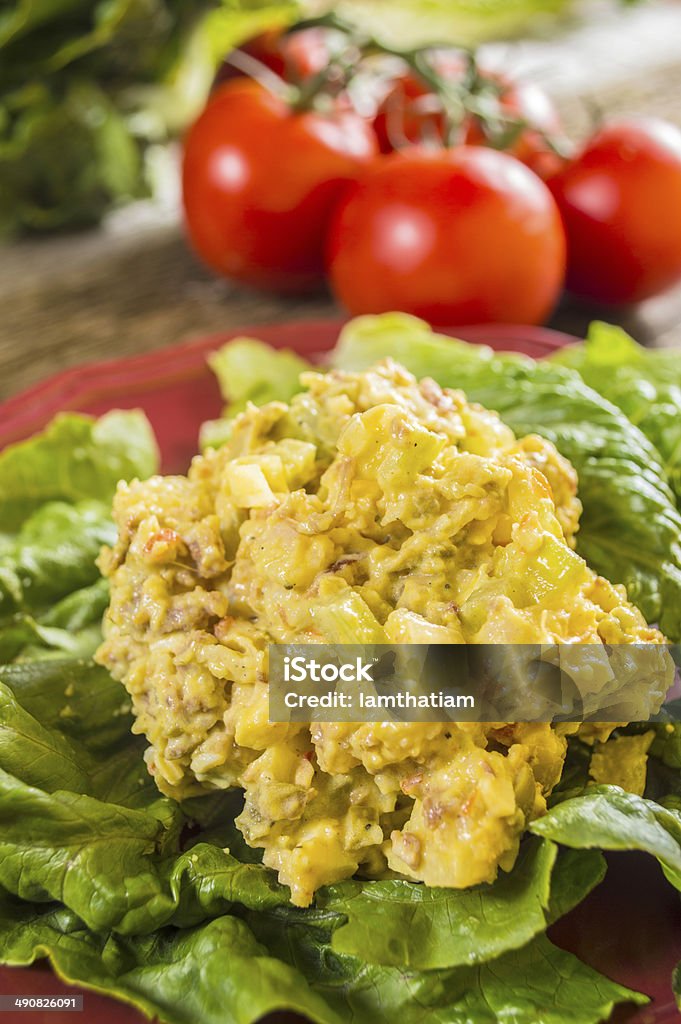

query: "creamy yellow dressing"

left=96, top=360, right=665, bottom=906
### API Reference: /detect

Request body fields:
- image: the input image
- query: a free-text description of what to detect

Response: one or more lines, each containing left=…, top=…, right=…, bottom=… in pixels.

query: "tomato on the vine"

left=465, top=73, right=565, bottom=179
left=182, top=79, right=378, bottom=294
left=549, top=118, right=681, bottom=303
left=371, top=57, right=564, bottom=178
left=214, top=27, right=331, bottom=87
left=326, top=146, right=566, bottom=325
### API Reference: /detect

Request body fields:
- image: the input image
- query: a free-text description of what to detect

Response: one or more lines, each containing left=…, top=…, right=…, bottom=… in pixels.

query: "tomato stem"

left=280, top=12, right=571, bottom=158
left=222, top=48, right=295, bottom=103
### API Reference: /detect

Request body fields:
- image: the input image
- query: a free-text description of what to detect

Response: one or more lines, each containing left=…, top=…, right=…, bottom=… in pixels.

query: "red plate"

left=1, top=319, right=680, bottom=1024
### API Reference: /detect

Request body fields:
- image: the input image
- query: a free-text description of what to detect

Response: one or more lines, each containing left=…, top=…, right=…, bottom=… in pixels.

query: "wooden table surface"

left=1, top=0, right=681, bottom=404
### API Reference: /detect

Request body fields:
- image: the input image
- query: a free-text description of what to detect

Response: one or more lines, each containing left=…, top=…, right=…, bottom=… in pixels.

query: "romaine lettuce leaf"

left=0, top=656, right=602, bottom=956
left=531, top=784, right=681, bottom=891
left=247, top=906, right=645, bottom=1024
left=0, top=364, right=672, bottom=1022
left=0, top=650, right=646, bottom=1023
left=0, top=659, right=289, bottom=933
left=554, top=322, right=681, bottom=506
left=0, top=410, right=158, bottom=530
left=0, top=890, right=645, bottom=1024
left=201, top=337, right=312, bottom=450
left=0, top=410, right=157, bottom=661
left=317, top=838, right=604, bottom=969
left=333, top=314, right=681, bottom=639
left=0, top=502, right=115, bottom=618
left=0, top=80, right=145, bottom=235
left=0, top=895, right=341, bottom=1024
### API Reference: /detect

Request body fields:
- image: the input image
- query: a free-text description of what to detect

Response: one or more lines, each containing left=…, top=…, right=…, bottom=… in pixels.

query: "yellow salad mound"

left=96, top=360, right=666, bottom=906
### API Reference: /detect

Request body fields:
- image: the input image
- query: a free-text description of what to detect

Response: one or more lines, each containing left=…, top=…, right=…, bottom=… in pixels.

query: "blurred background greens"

left=0, top=0, right=636, bottom=237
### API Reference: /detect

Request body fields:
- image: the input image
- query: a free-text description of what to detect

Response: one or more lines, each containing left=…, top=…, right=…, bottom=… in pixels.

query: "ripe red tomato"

left=326, top=146, right=566, bottom=325
left=549, top=118, right=681, bottom=303
left=182, top=79, right=378, bottom=294
left=214, top=27, right=330, bottom=87
left=372, top=57, right=564, bottom=178
left=371, top=64, right=446, bottom=153
left=465, top=74, right=565, bottom=179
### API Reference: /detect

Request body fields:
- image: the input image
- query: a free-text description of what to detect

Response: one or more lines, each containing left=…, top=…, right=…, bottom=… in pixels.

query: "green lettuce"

left=0, top=80, right=145, bottom=235
left=0, top=643, right=644, bottom=1021
left=0, top=375, right=675, bottom=1021
left=0, top=896, right=341, bottom=1024
left=0, top=656, right=598, bottom=949
left=0, top=410, right=158, bottom=530
left=0, top=410, right=157, bottom=661
left=531, top=784, right=681, bottom=891
left=2, top=887, right=644, bottom=1024
left=201, top=337, right=312, bottom=450
left=318, top=838, right=603, bottom=969
left=246, top=910, right=645, bottom=1024
left=333, top=314, right=681, bottom=639
left=554, top=321, right=681, bottom=507
left=0, top=0, right=210, bottom=235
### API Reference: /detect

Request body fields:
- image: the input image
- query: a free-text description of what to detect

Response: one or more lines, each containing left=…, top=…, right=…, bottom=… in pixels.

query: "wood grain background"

left=1, top=0, right=680, bottom=402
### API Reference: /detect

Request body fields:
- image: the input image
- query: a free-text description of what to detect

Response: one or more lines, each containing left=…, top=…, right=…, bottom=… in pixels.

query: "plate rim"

left=11, top=315, right=677, bottom=1023
left=0, top=318, right=578, bottom=450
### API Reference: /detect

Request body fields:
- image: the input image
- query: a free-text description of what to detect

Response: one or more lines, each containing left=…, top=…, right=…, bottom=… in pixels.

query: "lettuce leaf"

left=0, top=410, right=158, bottom=531
left=0, top=891, right=645, bottom=1024
left=531, top=784, right=681, bottom=891
left=333, top=314, right=681, bottom=639
left=247, top=907, right=645, bottom=1024
left=201, top=338, right=312, bottom=450
left=0, top=80, right=145, bottom=235
left=554, top=322, right=681, bottom=507
left=0, top=895, right=341, bottom=1024
left=0, top=410, right=157, bottom=661
left=0, top=502, right=115, bottom=619
left=0, top=381, right=669, bottom=1021
left=2, top=650, right=641, bottom=1024
left=0, top=0, right=212, bottom=235
left=317, top=838, right=604, bottom=969
left=0, top=659, right=290, bottom=933
left=0, top=656, right=601, bottom=955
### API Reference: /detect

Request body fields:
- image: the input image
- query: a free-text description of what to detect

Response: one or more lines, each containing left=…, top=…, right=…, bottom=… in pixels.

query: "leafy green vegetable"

left=0, top=410, right=157, bottom=661
left=0, top=0, right=211, bottom=234
left=0, top=627, right=637, bottom=1021
left=247, top=907, right=645, bottom=1024
left=0, top=653, right=600, bottom=952
left=331, top=0, right=575, bottom=48
left=531, top=784, right=681, bottom=891
left=0, top=895, right=340, bottom=1024
left=0, top=80, right=145, bottom=235
left=0, top=680, right=91, bottom=794
left=0, top=410, right=157, bottom=530
left=318, top=838, right=604, bottom=969
left=0, top=889, right=645, bottom=1024
left=554, top=322, right=681, bottom=507
left=0, top=658, right=136, bottom=759
left=0, top=358, right=675, bottom=1022
left=201, top=337, right=312, bottom=450
left=0, top=502, right=115, bottom=617
left=333, top=313, right=681, bottom=639
left=0, top=659, right=290, bottom=933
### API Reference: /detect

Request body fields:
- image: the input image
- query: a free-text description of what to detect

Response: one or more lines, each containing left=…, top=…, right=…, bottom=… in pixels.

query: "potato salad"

left=96, top=360, right=665, bottom=906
